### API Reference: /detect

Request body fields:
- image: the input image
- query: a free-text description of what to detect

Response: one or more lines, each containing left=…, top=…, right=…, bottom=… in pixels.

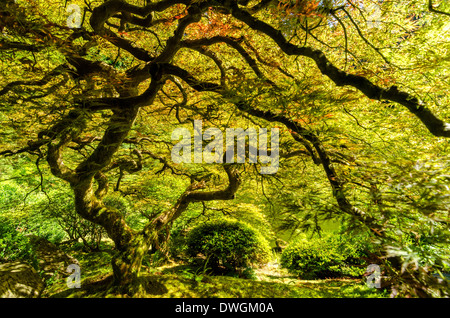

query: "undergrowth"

left=44, top=248, right=388, bottom=298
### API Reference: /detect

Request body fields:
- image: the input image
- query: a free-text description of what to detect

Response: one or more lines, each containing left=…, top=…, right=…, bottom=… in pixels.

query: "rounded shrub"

left=103, top=193, right=131, bottom=217
left=281, top=234, right=370, bottom=279
left=186, top=219, right=271, bottom=272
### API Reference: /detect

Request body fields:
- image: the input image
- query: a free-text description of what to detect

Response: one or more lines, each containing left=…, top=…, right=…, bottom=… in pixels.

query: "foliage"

left=186, top=219, right=271, bottom=272
left=280, top=233, right=374, bottom=279
left=44, top=250, right=388, bottom=298
left=103, top=193, right=131, bottom=217
left=168, top=200, right=275, bottom=261
left=40, top=193, right=107, bottom=251
left=370, top=159, right=450, bottom=297
left=24, top=210, right=67, bottom=245
left=0, top=216, right=38, bottom=268
left=167, top=216, right=192, bottom=261
left=0, top=0, right=449, bottom=296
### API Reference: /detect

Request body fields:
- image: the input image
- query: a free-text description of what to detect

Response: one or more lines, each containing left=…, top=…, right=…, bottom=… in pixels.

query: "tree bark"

left=110, top=234, right=154, bottom=287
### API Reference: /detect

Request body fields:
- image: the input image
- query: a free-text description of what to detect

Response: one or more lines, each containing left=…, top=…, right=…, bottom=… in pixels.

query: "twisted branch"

left=161, top=63, right=383, bottom=235
left=228, top=3, right=450, bottom=137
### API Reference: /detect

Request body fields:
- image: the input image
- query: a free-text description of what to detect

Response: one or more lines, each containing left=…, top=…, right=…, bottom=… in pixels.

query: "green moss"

left=45, top=264, right=387, bottom=298
left=42, top=248, right=114, bottom=297
left=50, top=273, right=387, bottom=298
left=43, top=248, right=387, bottom=298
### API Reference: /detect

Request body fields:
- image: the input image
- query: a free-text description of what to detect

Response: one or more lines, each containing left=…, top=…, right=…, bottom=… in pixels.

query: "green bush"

left=168, top=221, right=190, bottom=260
left=186, top=219, right=271, bottom=272
left=0, top=217, right=38, bottom=268
left=40, top=193, right=107, bottom=250
left=281, top=234, right=371, bottom=279
left=103, top=193, right=131, bottom=217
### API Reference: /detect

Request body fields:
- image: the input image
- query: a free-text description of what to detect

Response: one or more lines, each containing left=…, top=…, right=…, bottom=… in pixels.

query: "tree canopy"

left=0, top=0, right=449, bottom=297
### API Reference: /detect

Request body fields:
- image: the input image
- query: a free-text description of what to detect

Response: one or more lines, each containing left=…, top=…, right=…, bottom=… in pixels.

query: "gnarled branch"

left=145, top=161, right=241, bottom=233
left=428, top=0, right=450, bottom=17
left=228, top=3, right=450, bottom=137
left=162, top=63, right=384, bottom=235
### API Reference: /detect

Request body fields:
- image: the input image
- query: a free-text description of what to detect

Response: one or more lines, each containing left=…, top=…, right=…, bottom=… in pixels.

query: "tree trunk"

left=110, top=234, right=153, bottom=287
left=71, top=180, right=154, bottom=288
left=53, top=99, right=240, bottom=290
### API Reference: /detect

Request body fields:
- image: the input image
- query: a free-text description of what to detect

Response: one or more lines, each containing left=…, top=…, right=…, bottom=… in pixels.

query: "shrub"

left=40, top=193, right=107, bottom=250
left=186, top=219, right=271, bottom=272
left=168, top=221, right=190, bottom=261
left=103, top=193, right=131, bottom=217
left=0, top=217, right=38, bottom=268
left=281, top=234, right=371, bottom=279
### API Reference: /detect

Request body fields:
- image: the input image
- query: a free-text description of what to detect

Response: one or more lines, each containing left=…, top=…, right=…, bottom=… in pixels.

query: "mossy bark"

left=111, top=234, right=152, bottom=287
left=44, top=95, right=240, bottom=290
left=72, top=181, right=157, bottom=287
